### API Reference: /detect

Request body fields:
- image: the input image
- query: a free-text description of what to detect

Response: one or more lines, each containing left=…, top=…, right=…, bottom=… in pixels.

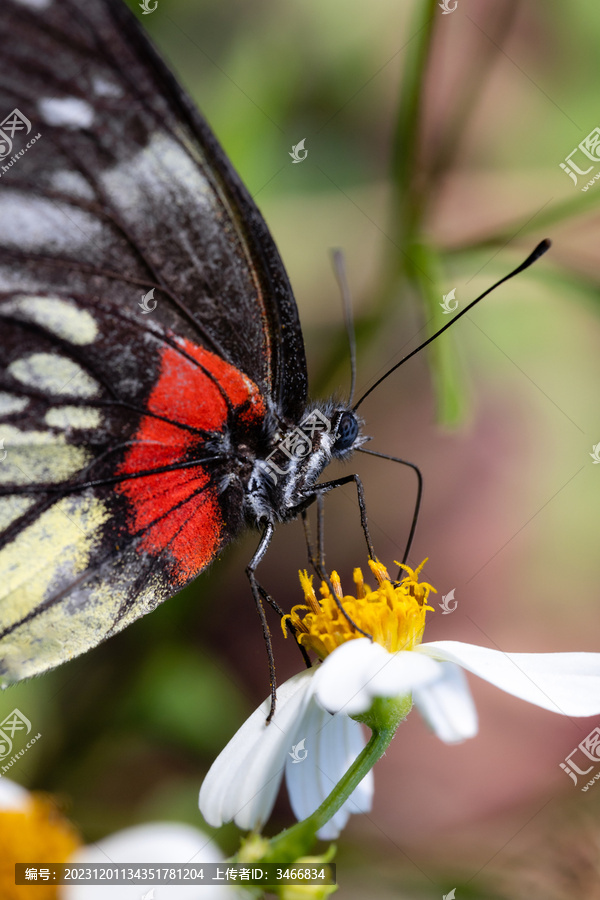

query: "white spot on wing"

left=0, top=495, right=35, bottom=530
left=89, top=132, right=229, bottom=288
left=100, top=132, right=215, bottom=276
left=45, top=406, right=101, bottom=430
left=0, top=191, right=102, bottom=253
left=0, top=393, right=28, bottom=415
left=92, top=76, right=123, bottom=99
left=8, top=353, right=100, bottom=398
left=38, top=97, right=94, bottom=130
left=2, top=295, right=98, bottom=345
left=0, top=424, right=91, bottom=486
left=50, top=170, right=95, bottom=201
left=13, top=0, right=52, bottom=8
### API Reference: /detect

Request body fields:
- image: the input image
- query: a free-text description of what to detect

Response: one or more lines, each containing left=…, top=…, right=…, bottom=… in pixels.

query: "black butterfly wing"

left=0, top=0, right=307, bottom=413
left=0, top=0, right=307, bottom=681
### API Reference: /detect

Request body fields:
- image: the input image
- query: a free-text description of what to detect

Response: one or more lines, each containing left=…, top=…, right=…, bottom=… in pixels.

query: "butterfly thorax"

left=243, top=402, right=364, bottom=526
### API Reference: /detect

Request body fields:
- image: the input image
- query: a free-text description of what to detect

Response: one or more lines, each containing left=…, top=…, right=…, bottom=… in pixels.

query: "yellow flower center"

left=0, top=792, right=81, bottom=899
left=282, top=559, right=436, bottom=659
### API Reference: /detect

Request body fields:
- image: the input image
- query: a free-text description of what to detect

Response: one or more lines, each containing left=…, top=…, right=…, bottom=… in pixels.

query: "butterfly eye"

left=333, top=411, right=359, bottom=452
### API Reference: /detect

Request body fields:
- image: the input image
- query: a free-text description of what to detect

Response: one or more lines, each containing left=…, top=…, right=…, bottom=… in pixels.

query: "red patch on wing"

left=116, top=336, right=265, bottom=583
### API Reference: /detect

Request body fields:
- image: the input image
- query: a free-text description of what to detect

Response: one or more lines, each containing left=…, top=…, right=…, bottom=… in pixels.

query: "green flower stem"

left=373, top=1, right=466, bottom=427
left=391, top=0, right=440, bottom=248
left=404, top=242, right=466, bottom=426
left=260, top=696, right=412, bottom=863
left=385, top=0, right=466, bottom=428
left=311, top=1, right=440, bottom=401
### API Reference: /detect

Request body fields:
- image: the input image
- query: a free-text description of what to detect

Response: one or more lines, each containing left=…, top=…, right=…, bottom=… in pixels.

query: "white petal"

left=0, top=777, right=30, bottom=810
left=62, top=822, right=229, bottom=900
left=315, top=639, right=392, bottom=715
left=199, top=670, right=314, bottom=831
left=315, top=639, right=441, bottom=715
left=412, top=661, right=478, bottom=743
left=419, top=641, right=600, bottom=716
left=367, top=649, right=443, bottom=697
left=284, top=700, right=326, bottom=826
left=285, top=696, right=372, bottom=840
left=318, top=715, right=373, bottom=841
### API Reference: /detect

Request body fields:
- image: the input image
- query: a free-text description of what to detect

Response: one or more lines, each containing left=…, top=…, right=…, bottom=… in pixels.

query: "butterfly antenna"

left=353, top=239, right=551, bottom=411
left=331, top=248, right=358, bottom=405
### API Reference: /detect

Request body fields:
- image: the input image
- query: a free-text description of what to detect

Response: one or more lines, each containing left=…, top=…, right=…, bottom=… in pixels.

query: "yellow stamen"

left=298, top=570, right=321, bottom=614
left=0, top=792, right=81, bottom=898
left=282, top=559, right=436, bottom=659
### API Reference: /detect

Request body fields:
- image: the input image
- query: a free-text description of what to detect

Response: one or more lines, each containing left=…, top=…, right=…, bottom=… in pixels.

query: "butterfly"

left=0, top=0, right=376, bottom=691
left=0, top=0, right=549, bottom=695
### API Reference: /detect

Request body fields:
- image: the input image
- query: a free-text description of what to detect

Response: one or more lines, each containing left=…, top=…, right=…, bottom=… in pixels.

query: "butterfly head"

left=244, top=401, right=366, bottom=525
left=330, top=408, right=362, bottom=459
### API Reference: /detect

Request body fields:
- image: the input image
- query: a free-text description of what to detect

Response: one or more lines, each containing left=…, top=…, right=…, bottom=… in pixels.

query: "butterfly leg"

left=297, top=475, right=373, bottom=640
left=256, top=581, right=312, bottom=671
left=246, top=523, right=311, bottom=721
left=246, top=523, right=278, bottom=722
left=301, top=493, right=327, bottom=580
left=315, top=491, right=326, bottom=574
left=356, top=448, right=423, bottom=578
left=314, top=472, right=375, bottom=559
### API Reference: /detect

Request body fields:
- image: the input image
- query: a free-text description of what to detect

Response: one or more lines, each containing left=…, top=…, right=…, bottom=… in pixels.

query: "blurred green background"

left=4, top=0, right=600, bottom=896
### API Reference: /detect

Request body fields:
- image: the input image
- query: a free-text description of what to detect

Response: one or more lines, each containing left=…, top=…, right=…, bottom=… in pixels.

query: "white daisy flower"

left=0, top=775, right=80, bottom=896
left=64, top=821, right=234, bottom=899
left=0, top=777, right=234, bottom=899
left=200, top=560, right=600, bottom=838
left=199, top=666, right=373, bottom=841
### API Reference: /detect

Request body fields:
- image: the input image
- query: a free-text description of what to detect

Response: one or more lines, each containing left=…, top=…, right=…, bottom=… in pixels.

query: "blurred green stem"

left=316, top=1, right=471, bottom=422
left=391, top=0, right=439, bottom=250
left=382, top=0, right=465, bottom=424
left=404, top=242, right=466, bottom=425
